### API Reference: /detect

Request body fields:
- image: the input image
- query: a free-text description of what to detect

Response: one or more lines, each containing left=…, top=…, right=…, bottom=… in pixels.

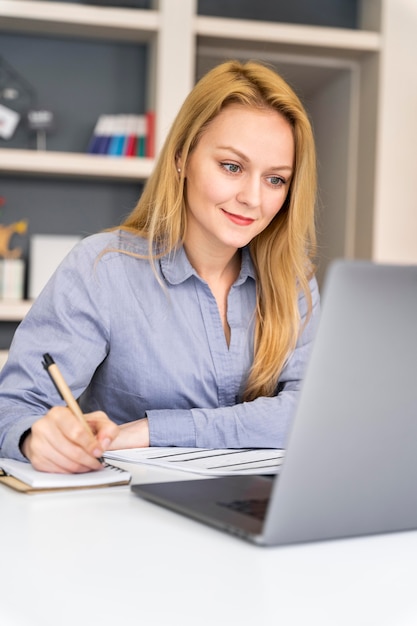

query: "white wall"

left=373, top=0, right=417, bottom=263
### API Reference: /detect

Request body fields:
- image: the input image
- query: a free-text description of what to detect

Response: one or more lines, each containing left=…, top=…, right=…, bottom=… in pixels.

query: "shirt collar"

left=160, top=245, right=256, bottom=286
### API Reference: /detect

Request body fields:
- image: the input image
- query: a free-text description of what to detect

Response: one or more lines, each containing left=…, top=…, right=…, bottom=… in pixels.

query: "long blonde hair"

left=121, top=60, right=317, bottom=401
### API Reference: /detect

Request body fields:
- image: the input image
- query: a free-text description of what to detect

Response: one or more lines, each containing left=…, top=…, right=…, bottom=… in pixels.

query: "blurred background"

left=0, top=0, right=416, bottom=353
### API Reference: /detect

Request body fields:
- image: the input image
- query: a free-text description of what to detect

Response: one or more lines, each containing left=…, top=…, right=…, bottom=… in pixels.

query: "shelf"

left=0, top=149, right=154, bottom=181
left=2, top=0, right=381, bottom=52
left=195, top=15, right=381, bottom=59
left=0, top=350, right=9, bottom=369
left=0, top=0, right=159, bottom=42
left=0, top=300, right=33, bottom=322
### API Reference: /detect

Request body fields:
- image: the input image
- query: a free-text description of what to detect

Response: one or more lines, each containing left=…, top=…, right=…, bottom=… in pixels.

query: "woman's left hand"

left=107, top=417, right=150, bottom=449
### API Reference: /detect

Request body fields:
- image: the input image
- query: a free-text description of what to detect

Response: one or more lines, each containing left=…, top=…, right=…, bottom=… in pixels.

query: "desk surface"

left=2, top=461, right=417, bottom=626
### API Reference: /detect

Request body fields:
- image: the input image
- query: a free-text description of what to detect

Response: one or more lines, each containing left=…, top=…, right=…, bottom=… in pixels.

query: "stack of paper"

left=104, top=447, right=285, bottom=476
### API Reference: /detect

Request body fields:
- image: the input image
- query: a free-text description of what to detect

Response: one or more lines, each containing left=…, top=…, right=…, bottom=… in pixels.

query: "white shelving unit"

left=0, top=149, right=154, bottom=181
left=1, top=0, right=416, bottom=330
left=0, top=0, right=196, bottom=326
left=195, top=14, right=380, bottom=55
left=0, top=0, right=160, bottom=40
left=0, top=300, right=33, bottom=322
left=0, top=0, right=196, bottom=176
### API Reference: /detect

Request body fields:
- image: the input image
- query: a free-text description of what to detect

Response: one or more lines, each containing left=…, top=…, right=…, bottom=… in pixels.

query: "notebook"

left=132, top=260, right=417, bottom=546
left=0, top=458, right=131, bottom=493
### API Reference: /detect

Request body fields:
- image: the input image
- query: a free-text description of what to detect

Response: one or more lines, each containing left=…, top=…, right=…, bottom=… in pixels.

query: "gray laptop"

left=132, top=260, right=417, bottom=546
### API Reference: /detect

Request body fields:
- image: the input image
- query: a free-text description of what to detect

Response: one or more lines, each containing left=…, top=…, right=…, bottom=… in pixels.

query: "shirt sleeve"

left=0, top=237, right=110, bottom=461
left=147, top=276, right=320, bottom=449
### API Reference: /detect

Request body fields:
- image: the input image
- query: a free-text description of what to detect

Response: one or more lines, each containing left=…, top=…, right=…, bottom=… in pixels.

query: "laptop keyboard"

left=217, top=498, right=268, bottom=521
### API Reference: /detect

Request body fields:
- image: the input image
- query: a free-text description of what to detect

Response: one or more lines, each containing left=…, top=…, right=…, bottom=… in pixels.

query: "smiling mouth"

left=221, top=209, right=255, bottom=226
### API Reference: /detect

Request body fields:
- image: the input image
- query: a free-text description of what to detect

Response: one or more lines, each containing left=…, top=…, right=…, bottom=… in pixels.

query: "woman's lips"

left=221, top=209, right=255, bottom=226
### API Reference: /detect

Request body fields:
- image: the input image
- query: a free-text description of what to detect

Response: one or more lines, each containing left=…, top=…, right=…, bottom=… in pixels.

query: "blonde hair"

left=121, top=60, right=317, bottom=401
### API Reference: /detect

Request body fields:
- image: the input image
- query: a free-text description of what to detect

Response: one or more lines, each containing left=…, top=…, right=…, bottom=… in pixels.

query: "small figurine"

left=0, top=196, right=28, bottom=258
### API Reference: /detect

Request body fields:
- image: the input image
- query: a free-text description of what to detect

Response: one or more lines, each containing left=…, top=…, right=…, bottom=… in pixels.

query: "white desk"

left=2, top=462, right=417, bottom=626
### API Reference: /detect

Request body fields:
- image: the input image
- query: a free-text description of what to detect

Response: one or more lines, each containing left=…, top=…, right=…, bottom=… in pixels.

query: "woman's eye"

left=222, top=162, right=241, bottom=174
left=268, top=176, right=285, bottom=187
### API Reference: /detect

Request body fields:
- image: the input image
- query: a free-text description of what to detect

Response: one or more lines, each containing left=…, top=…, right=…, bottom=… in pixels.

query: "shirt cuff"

left=0, top=415, right=38, bottom=462
left=146, top=409, right=196, bottom=447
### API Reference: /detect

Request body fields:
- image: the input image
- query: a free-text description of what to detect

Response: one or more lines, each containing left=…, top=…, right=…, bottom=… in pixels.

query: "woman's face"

left=182, top=103, right=294, bottom=255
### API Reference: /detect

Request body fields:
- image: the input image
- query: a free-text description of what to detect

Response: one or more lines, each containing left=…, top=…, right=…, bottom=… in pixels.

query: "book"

left=0, top=458, right=131, bottom=494
left=86, top=114, right=112, bottom=154
left=123, top=114, right=139, bottom=157
left=135, top=115, right=147, bottom=157
left=107, top=115, right=128, bottom=156
left=86, top=113, right=155, bottom=157
left=145, top=110, right=155, bottom=158
left=104, top=447, right=285, bottom=476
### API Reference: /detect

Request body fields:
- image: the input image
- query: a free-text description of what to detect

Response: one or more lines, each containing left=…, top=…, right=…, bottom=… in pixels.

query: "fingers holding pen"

left=85, top=410, right=120, bottom=452
left=23, top=407, right=109, bottom=474
left=37, top=354, right=119, bottom=472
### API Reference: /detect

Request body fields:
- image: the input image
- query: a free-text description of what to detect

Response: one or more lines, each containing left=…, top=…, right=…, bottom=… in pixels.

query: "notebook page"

left=104, top=447, right=285, bottom=475
left=0, top=458, right=130, bottom=488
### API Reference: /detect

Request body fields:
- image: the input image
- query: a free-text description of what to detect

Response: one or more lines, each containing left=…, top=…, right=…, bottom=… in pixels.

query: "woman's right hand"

left=21, top=406, right=119, bottom=474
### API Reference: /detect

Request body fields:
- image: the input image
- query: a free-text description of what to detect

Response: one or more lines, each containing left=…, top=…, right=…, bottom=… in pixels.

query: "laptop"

left=131, top=260, right=417, bottom=546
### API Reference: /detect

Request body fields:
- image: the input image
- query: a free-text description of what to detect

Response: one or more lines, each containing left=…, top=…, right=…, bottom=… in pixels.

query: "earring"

left=177, top=168, right=181, bottom=173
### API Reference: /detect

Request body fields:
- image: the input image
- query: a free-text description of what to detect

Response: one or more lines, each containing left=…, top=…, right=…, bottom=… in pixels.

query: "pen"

left=42, top=353, right=103, bottom=461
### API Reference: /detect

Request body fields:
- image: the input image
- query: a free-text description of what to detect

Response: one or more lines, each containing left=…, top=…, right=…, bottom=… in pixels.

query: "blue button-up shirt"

left=0, top=230, right=320, bottom=460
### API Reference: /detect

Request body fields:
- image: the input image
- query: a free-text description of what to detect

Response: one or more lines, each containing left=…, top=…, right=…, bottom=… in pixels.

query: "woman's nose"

left=236, top=176, right=261, bottom=208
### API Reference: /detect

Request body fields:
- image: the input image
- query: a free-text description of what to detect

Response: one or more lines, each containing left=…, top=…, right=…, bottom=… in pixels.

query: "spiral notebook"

left=0, top=458, right=131, bottom=494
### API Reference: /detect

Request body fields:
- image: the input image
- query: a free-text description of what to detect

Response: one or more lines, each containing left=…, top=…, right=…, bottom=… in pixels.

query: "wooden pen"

left=42, top=353, right=103, bottom=461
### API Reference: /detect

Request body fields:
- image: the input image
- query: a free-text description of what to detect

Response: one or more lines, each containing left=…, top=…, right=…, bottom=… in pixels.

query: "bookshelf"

left=0, top=1, right=159, bottom=42
left=0, top=0, right=416, bottom=337
left=0, top=149, right=154, bottom=181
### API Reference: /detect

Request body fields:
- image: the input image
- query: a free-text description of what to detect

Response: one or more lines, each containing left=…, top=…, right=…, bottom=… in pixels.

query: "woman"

left=0, top=60, right=320, bottom=473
